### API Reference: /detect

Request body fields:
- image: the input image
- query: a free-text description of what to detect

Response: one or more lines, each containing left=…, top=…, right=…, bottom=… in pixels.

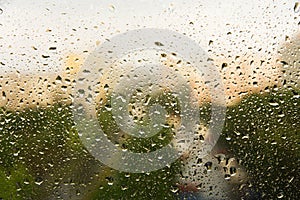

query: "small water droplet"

left=225, top=136, right=231, bottom=141
left=35, top=177, right=44, bottom=185
left=0, top=8, right=3, bottom=15
left=171, top=187, right=179, bottom=193
left=109, top=5, right=115, bottom=12
left=242, top=135, right=249, bottom=140
left=78, top=89, right=85, bottom=95
left=294, top=2, right=300, bottom=13
left=271, top=141, right=277, bottom=145
left=105, top=105, right=112, bottom=111
left=120, top=185, right=128, bottom=191
left=105, top=176, right=114, bottom=186
left=24, top=179, right=30, bottom=185
left=277, top=192, right=284, bottom=198
left=230, top=167, right=237, bottom=175
left=221, top=63, right=228, bottom=69
left=155, top=41, right=164, bottom=46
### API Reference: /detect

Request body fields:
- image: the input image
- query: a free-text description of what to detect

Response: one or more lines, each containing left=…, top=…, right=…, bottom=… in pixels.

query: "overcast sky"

left=0, top=0, right=299, bottom=73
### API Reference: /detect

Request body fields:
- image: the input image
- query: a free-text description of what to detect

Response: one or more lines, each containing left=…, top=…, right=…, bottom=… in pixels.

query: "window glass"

left=0, top=0, right=299, bottom=199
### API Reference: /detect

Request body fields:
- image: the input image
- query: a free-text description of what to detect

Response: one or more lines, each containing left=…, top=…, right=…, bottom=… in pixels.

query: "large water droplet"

left=268, top=102, right=279, bottom=107
left=204, top=161, right=212, bottom=171
left=294, top=2, right=300, bottom=13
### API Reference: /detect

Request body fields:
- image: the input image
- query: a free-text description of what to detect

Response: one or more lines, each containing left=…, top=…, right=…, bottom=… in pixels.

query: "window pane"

left=0, top=0, right=299, bottom=199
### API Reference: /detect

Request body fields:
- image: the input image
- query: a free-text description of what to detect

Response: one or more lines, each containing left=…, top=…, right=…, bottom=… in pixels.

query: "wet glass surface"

left=0, top=1, right=299, bottom=199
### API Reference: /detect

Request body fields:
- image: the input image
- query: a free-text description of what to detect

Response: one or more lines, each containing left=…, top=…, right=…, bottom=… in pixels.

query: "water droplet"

left=204, top=161, right=212, bottom=171
left=105, top=176, right=114, bottom=186
left=215, top=154, right=226, bottom=163
left=121, top=185, right=128, bottom=191
left=271, top=141, right=277, bottom=145
left=171, top=187, right=179, bottom=193
left=154, top=41, right=164, bottom=46
left=0, top=8, right=3, bottom=15
left=221, top=63, right=228, bottom=69
left=230, top=167, right=237, bottom=175
left=109, top=5, right=115, bottom=12
left=78, top=89, right=85, bottom=95
left=24, top=179, right=30, bottom=185
left=268, top=102, right=279, bottom=107
left=288, top=177, right=294, bottom=183
left=277, top=192, right=284, bottom=198
left=224, top=174, right=231, bottom=180
left=35, top=177, right=44, bottom=185
left=105, top=105, right=112, bottom=111
left=42, top=55, right=50, bottom=58
left=294, top=2, right=300, bottom=13
left=107, top=181, right=113, bottom=186
left=242, top=135, right=249, bottom=140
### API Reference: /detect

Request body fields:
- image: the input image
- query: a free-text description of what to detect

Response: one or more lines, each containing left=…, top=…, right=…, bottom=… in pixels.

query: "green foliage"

left=97, top=92, right=179, bottom=153
left=223, top=88, right=300, bottom=199
left=0, top=88, right=298, bottom=199
left=0, top=164, right=35, bottom=199
left=91, top=161, right=181, bottom=200
left=0, top=104, right=95, bottom=198
left=90, top=92, right=182, bottom=199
